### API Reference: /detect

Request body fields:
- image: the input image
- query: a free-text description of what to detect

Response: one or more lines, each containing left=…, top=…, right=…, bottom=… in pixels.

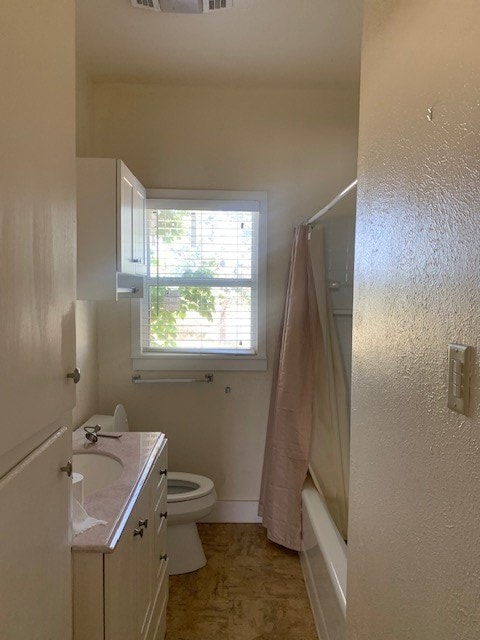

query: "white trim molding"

left=132, top=188, right=268, bottom=372
left=198, top=500, right=262, bottom=523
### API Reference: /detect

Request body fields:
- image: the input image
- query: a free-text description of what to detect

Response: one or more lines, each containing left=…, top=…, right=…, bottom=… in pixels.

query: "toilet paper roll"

left=72, top=472, right=84, bottom=506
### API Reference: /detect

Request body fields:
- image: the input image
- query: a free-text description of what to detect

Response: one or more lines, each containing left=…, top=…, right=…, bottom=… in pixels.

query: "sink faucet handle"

left=84, top=425, right=100, bottom=443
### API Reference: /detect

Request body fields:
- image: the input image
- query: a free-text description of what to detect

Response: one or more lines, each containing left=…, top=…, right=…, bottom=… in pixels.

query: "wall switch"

left=447, top=343, right=471, bottom=415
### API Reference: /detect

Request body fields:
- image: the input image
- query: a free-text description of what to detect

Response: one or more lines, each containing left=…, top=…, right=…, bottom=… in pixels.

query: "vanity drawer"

left=150, top=441, right=168, bottom=511
left=154, top=505, right=168, bottom=581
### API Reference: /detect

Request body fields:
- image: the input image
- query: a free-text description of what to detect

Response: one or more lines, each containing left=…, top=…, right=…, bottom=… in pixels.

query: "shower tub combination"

left=300, top=477, right=347, bottom=640
left=299, top=185, right=353, bottom=640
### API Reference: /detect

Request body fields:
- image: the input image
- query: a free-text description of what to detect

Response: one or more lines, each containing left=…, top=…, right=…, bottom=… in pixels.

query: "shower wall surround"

left=323, top=209, right=356, bottom=393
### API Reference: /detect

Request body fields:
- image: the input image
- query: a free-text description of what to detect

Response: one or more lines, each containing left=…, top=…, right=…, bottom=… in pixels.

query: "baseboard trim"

left=198, top=500, right=262, bottom=523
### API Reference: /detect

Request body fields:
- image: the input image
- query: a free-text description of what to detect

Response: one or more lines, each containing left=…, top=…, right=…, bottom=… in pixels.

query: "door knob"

left=67, top=367, right=81, bottom=384
left=60, top=460, right=73, bottom=477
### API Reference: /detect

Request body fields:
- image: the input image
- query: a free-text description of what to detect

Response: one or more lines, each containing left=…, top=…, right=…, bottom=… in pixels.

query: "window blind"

left=141, top=208, right=259, bottom=355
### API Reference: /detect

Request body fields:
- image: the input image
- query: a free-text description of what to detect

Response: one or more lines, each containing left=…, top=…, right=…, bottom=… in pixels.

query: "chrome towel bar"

left=132, top=373, right=214, bottom=384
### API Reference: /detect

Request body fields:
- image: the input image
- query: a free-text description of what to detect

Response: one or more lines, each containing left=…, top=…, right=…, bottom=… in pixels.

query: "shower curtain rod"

left=306, top=179, right=357, bottom=227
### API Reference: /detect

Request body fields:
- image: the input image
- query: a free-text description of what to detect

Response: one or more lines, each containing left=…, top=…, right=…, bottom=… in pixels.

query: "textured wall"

left=91, top=84, right=359, bottom=502
left=348, top=1, right=480, bottom=638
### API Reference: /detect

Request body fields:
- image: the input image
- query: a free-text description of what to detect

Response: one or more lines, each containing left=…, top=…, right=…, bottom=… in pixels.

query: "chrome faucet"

left=84, top=425, right=123, bottom=443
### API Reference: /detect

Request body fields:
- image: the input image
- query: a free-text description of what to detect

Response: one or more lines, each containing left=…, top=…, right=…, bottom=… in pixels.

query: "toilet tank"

left=79, top=405, right=130, bottom=433
left=80, top=413, right=115, bottom=432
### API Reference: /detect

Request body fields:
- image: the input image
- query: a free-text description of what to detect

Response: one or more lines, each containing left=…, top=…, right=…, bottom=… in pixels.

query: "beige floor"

left=166, top=523, right=318, bottom=640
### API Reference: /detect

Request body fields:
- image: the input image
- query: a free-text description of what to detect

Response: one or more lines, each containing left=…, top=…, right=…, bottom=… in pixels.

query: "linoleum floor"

left=166, top=523, right=318, bottom=640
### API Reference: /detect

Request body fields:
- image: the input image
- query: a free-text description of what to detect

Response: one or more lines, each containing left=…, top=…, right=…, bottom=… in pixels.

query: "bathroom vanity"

left=71, top=431, right=168, bottom=640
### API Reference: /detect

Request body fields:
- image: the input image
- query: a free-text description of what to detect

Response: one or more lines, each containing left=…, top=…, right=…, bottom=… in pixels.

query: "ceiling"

left=76, top=0, right=363, bottom=88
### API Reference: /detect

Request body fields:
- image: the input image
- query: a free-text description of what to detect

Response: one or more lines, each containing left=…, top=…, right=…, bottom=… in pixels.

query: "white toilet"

left=167, top=472, right=217, bottom=575
left=81, top=405, right=217, bottom=575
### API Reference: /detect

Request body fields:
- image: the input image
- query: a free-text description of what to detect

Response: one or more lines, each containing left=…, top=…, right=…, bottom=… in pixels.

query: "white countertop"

left=71, top=430, right=166, bottom=553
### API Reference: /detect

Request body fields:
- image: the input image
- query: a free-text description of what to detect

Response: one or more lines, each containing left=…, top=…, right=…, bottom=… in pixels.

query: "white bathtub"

left=300, top=476, right=347, bottom=640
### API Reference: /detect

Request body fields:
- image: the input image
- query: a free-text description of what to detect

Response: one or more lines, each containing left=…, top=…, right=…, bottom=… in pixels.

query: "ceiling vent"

left=131, top=0, right=233, bottom=12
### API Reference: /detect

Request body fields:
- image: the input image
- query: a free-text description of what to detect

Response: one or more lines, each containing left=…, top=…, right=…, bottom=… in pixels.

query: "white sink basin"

left=72, top=453, right=124, bottom=498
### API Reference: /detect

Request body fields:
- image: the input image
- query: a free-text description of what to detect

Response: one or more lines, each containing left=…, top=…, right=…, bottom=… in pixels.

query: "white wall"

left=348, top=1, right=480, bottom=637
left=74, top=58, right=99, bottom=428
left=72, top=301, right=98, bottom=427
left=76, top=57, right=94, bottom=158
left=88, top=83, right=358, bottom=503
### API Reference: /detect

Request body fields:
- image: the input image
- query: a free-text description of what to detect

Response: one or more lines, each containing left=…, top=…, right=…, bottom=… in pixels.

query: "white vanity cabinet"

left=73, top=441, right=168, bottom=640
left=77, top=157, right=147, bottom=300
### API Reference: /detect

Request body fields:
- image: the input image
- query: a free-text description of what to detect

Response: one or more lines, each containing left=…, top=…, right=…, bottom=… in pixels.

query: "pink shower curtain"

left=259, top=224, right=350, bottom=550
left=258, top=225, right=317, bottom=551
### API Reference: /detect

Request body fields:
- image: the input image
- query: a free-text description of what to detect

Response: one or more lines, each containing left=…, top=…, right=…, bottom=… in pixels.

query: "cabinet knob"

left=160, top=511, right=167, bottom=520
left=66, top=367, right=81, bottom=384
left=159, top=554, right=168, bottom=562
left=159, top=469, right=167, bottom=476
left=138, top=519, right=148, bottom=529
left=133, top=528, right=144, bottom=538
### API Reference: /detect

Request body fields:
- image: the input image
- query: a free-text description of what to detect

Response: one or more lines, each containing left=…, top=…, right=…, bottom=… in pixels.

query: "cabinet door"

left=104, top=508, right=137, bottom=640
left=119, top=163, right=135, bottom=275
left=0, top=428, right=72, bottom=639
left=105, top=485, right=154, bottom=640
left=135, top=485, right=154, bottom=640
left=133, top=185, right=147, bottom=276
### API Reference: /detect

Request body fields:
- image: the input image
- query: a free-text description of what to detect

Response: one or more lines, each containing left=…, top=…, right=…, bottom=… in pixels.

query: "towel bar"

left=132, top=373, right=214, bottom=384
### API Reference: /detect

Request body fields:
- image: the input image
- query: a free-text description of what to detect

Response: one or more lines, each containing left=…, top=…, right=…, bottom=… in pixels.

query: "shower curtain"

left=259, top=224, right=350, bottom=550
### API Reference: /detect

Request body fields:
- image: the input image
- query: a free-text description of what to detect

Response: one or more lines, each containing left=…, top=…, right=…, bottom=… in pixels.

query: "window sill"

left=131, top=354, right=267, bottom=372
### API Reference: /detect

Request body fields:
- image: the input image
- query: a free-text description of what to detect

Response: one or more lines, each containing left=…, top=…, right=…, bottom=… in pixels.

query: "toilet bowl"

left=167, top=472, right=217, bottom=575
left=81, top=405, right=217, bottom=575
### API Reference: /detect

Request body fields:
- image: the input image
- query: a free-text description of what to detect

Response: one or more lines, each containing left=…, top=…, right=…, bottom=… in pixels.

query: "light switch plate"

left=447, top=343, right=471, bottom=415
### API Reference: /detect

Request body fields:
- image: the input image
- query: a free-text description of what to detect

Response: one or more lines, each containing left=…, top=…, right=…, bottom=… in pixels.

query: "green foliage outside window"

left=148, top=210, right=217, bottom=348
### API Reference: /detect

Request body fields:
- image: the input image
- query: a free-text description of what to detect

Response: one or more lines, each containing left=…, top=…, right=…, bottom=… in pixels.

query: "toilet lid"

left=113, top=404, right=129, bottom=432
left=167, top=472, right=214, bottom=502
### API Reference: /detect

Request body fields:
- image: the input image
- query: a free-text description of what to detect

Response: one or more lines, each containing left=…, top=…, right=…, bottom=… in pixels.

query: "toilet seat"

left=167, top=472, right=214, bottom=502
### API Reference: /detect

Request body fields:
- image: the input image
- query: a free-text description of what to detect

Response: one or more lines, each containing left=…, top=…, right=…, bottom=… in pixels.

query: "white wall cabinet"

left=77, top=158, right=147, bottom=300
left=73, top=443, right=168, bottom=640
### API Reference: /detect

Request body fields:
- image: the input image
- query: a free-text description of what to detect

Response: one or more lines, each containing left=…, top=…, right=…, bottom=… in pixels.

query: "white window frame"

left=131, top=189, right=267, bottom=371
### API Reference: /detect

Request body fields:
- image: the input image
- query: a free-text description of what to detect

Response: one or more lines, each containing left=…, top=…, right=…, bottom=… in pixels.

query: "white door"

left=0, top=1, right=76, bottom=471
left=0, top=428, right=72, bottom=639
left=0, top=2, right=76, bottom=639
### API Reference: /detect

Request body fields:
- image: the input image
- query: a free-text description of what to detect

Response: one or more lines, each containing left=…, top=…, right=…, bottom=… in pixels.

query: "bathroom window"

left=131, top=189, right=267, bottom=371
